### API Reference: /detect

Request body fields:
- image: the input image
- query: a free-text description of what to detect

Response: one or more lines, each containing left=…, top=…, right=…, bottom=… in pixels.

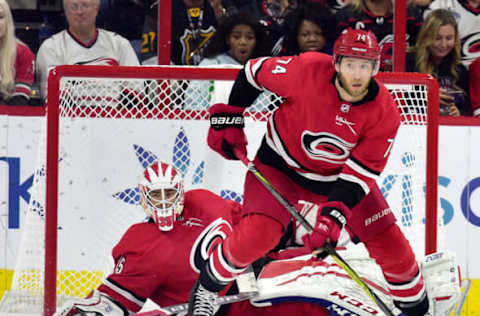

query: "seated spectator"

left=200, top=12, right=269, bottom=65
left=425, top=0, right=480, bottom=68
left=185, top=12, right=269, bottom=109
left=36, top=0, right=140, bottom=100
left=0, top=0, right=35, bottom=106
left=336, top=0, right=423, bottom=71
left=469, top=57, right=480, bottom=117
left=140, top=0, right=218, bottom=65
left=282, top=2, right=336, bottom=56
left=406, top=9, right=470, bottom=116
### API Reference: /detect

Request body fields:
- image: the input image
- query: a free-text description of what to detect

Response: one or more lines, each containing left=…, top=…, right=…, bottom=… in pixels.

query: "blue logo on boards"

left=1, top=130, right=478, bottom=229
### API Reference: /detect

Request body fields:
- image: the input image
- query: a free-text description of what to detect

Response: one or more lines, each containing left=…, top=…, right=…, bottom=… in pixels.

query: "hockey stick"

left=233, top=149, right=395, bottom=316
left=141, top=292, right=257, bottom=315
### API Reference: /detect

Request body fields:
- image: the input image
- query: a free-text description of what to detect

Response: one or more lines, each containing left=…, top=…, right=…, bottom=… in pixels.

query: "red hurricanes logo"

left=189, top=218, right=233, bottom=273
left=301, top=131, right=355, bottom=164
left=462, top=32, right=480, bottom=64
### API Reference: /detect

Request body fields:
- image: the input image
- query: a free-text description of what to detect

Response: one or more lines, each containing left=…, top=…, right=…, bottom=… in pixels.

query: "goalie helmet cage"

left=0, top=65, right=439, bottom=315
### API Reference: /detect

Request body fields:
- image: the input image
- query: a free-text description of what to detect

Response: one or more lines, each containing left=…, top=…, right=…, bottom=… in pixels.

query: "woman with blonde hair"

left=407, top=8, right=470, bottom=116
left=0, top=0, right=35, bottom=105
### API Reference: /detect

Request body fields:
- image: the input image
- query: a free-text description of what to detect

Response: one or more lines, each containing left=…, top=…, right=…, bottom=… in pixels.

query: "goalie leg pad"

left=421, top=251, right=461, bottom=315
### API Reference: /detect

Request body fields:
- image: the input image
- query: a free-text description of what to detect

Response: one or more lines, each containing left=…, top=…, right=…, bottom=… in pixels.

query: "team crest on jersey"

left=189, top=217, right=233, bottom=273
left=301, top=131, right=355, bottom=163
left=462, top=32, right=480, bottom=64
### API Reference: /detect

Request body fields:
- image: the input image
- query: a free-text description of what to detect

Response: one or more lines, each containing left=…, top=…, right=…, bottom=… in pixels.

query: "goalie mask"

left=333, top=28, right=381, bottom=76
left=138, top=162, right=184, bottom=231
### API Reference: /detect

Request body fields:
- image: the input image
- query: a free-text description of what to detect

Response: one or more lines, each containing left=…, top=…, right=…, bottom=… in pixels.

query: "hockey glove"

left=302, top=202, right=351, bottom=253
left=207, top=103, right=247, bottom=160
left=53, top=290, right=128, bottom=316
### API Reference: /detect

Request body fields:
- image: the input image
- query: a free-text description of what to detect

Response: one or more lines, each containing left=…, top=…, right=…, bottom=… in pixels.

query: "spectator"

left=201, top=12, right=269, bottom=65
left=407, top=9, right=470, bottom=116
left=140, top=0, right=218, bottom=65
left=282, top=2, right=336, bottom=55
left=35, top=0, right=140, bottom=100
left=336, top=0, right=423, bottom=71
left=0, top=0, right=35, bottom=106
left=469, top=57, right=480, bottom=117
left=185, top=12, right=269, bottom=109
left=425, top=0, right=480, bottom=68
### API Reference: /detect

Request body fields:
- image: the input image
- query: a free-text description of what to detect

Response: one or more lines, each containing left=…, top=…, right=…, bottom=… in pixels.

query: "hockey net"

left=0, top=65, right=439, bottom=315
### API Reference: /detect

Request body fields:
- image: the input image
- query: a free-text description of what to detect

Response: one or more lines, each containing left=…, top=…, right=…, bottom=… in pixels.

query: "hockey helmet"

left=138, top=161, right=184, bottom=231
left=333, top=28, right=381, bottom=75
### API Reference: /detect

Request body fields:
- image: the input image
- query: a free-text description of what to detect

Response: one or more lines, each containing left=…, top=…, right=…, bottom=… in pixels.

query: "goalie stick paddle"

left=233, top=148, right=395, bottom=316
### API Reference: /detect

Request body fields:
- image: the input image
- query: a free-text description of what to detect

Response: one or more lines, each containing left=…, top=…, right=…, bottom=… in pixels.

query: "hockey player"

left=188, top=28, right=430, bottom=316
left=53, top=161, right=242, bottom=315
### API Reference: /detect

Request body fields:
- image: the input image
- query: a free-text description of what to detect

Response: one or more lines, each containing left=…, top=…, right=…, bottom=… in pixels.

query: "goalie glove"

left=207, top=103, right=247, bottom=160
left=54, top=290, right=130, bottom=316
left=302, top=201, right=351, bottom=254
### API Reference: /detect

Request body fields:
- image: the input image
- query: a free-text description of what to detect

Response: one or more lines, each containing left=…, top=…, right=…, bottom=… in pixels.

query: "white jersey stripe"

left=103, top=278, right=144, bottom=307
left=245, top=58, right=268, bottom=91
left=346, top=159, right=379, bottom=181
left=266, top=115, right=301, bottom=168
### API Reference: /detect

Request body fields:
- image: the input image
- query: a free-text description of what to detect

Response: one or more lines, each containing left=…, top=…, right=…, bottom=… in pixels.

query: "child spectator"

left=406, top=9, right=470, bottom=116
left=185, top=12, right=269, bottom=109
left=201, top=12, right=269, bottom=65
left=0, top=0, right=35, bottom=106
left=282, top=2, right=336, bottom=55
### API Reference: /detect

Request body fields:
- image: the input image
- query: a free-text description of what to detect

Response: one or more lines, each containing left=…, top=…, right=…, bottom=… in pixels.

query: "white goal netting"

left=0, top=66, right=440, bottom=315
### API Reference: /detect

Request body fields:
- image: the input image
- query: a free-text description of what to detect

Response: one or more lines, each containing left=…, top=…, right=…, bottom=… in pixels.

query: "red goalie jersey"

left=97, top=189, right=241, bottom=313
left=243, top=52, right=400, bottom=210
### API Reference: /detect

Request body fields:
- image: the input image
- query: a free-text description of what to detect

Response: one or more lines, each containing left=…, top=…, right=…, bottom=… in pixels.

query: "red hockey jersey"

left=244, top=52, right=400, bottom=206
left=98, top=189, right=240, bottom=313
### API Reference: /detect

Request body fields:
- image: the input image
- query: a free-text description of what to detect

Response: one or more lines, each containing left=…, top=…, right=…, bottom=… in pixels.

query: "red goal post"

left=0, top=65, right=439, bottom=315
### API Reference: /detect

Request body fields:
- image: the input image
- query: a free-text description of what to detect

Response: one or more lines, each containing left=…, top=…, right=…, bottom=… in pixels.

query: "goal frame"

left=43, top=65, right=439, bottom=316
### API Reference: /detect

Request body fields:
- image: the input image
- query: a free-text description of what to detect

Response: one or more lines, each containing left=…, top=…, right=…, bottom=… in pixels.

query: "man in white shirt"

left=36, top=0, right=140, bottom=100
